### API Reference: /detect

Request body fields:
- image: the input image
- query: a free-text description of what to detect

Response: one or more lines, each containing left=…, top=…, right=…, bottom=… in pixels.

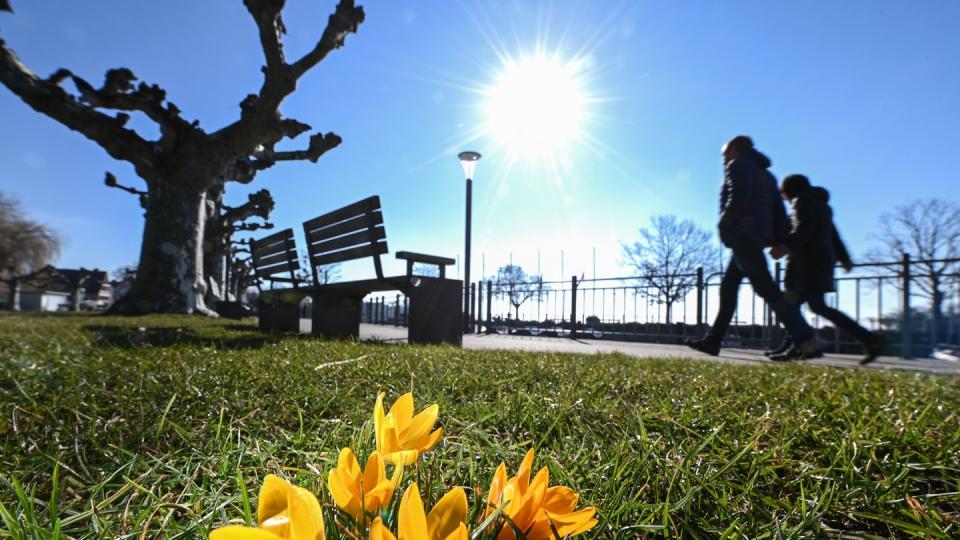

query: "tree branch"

left=290, top=0, right=365, bottom=79
left=69, top=68, right=194, bottom=142
left=0, top=40, right=155, bottom=172
left=208, top=0, right=363, bottom=161
left=104, top=172, right=148, bottom=208
left=243, top=0, right=288, bottom=75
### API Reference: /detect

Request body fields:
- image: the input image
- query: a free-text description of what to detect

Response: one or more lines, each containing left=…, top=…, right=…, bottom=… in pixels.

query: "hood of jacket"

left=810, top=186, right=830, bottom=202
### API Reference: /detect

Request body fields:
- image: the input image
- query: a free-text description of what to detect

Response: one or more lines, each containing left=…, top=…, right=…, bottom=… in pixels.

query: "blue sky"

left=1, top=0, right=958, bottom=285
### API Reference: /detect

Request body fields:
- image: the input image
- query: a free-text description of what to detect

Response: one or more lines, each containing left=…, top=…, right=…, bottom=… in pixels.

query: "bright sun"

left=484, top=54, right=587, bottom=162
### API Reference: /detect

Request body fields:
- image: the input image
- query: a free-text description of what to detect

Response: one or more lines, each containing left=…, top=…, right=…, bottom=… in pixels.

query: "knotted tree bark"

left=0, top=1, right=364, bottom=314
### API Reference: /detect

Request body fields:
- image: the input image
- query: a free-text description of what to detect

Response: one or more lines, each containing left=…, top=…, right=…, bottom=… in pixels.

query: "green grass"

left=0, top=313, right=958, bottom=538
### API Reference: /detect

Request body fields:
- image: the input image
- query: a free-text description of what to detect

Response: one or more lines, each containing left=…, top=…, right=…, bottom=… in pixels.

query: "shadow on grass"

left=81, top=324, right=297, bottom=350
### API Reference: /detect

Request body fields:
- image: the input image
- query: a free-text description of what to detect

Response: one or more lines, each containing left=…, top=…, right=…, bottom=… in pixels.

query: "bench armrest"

left=396, top=251, right=456, bottom=278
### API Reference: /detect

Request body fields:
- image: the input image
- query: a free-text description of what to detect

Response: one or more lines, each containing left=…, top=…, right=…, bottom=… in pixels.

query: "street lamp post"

left=458, top=151, right=481, bottom=333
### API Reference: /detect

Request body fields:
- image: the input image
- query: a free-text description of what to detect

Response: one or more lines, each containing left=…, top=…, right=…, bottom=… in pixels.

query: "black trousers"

left=778, top=291, right=874, bottom=347
left=708, top=244, right=814, bottom=344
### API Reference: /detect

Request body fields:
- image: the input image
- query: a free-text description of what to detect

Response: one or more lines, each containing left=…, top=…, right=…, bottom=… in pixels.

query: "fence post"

left=486, top=281, right=493, bottom=333
left=696, top=267, right=704, bottom=338
left=470, top=282, right=477, bottom=333
left=477, top=281, right=483, bottom=334
left=570, top=275, right=578, bottom=340
left=404, top=296, right=409, bottom=327
left=902, top=253, right=911, bottom=359
left=395, top=293, right=400, bottom=326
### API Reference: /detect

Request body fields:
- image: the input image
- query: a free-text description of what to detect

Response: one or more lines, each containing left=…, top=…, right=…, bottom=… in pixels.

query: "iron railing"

left=360, top=255, right=960, bottom=359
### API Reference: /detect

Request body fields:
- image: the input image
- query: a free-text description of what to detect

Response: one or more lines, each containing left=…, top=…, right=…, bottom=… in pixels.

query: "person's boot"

left=764, top=338, right=792, bottom=357
left=859, top=334, right=883, bottom=366
left=684, top=337, right=720, bottom=356
left=770, top=338, right=823, bottom=362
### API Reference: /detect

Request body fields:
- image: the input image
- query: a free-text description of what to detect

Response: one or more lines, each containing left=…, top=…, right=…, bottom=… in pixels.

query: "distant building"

left=12, top=268, right=112, bottom=312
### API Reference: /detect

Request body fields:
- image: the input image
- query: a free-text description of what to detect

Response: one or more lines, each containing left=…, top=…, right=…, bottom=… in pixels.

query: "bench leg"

left=258, top=299, right=301, bottom=332
left=407, top=278, right=463, bottom=346
left=311, top=294, right=363, bottom=339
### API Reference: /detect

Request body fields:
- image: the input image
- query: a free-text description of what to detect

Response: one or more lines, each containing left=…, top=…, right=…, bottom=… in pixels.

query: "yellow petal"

left=364, top=479, right=396, bottom=513
left=383, top=448, right=419, bottom=467
left=374, top=392, right=386, bottom=452
left=401, top=404, right=439, bottom=443
left=486, top=463, right=508, bottom=511
left=369, top=517, right=398, bottom=540
left=364, top=452, right=386, bottom=491
left=210, top=525, right=281, bottom=540
left=544, top=508, right=598, bottom=537
left=398, top=484, right=428, bottom=540
left=382, top=416, right=403, bottom=455
left=287, top=486, right=325, bottom=540
left=407, top=428, right=443, bottom=455
left=389, top=393, right=415, bottom=430
left=328, top=468, right=361, bottom=520
left=442, top=523, right=468, bottom=540
left=540, top=486, right=578, bottom=514
left=426, top=487, right=467, bottom=540
left=338, top=447, right=362, bottom=477
left=516, top=449, right=536, bottom=493
left=512, top=468, right=549, bottom=530
left=257, top=475, right=291, bottom=526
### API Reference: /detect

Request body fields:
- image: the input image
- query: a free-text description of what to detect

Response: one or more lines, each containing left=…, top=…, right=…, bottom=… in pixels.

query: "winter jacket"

left=718, top=150, right=789, bottom=248
left=783, top=186, right=851, bottom=293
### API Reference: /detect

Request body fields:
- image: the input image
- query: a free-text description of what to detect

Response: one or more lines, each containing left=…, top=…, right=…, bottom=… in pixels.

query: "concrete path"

left=300, top=320, right=960, bottom=375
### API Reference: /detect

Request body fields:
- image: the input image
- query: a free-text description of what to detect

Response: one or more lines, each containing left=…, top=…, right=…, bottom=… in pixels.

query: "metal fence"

left=360, top=255, right=960, bottom=358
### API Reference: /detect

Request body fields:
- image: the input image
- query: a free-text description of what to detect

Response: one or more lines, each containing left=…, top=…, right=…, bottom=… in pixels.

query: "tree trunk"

left=203, top=186, right=228, bottom=306
left=5, top=279, right=20, bottom=311
left=70, top=287, right=82, bottom=311
left=111, top=180, right=216, bottom=315
left=665, top=301, right=673, bottom=325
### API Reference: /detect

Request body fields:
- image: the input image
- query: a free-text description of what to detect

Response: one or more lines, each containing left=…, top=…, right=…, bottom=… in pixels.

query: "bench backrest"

left=250, top=228, right=300, bottom=288
left=302, top=196, right=387, bottom=284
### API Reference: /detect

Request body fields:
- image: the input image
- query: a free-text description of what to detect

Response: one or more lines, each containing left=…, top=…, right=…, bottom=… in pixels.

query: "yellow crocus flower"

left=485, top=449, right=597, bottom=540
left=374, top=392, right=443, bottom=465
left=328, top=448, right=401, bottom=522
left=211, top=474, right=325, bottom=540
left=369, top=484, right=468, bottom=540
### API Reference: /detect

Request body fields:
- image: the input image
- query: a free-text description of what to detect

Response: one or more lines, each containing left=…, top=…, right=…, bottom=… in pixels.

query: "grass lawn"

left=1, top=313, right=958, bottom=538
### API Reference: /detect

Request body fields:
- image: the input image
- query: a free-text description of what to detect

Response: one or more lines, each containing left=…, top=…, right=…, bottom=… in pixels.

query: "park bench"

left=302, top=196, right=462, bottom=344
left=249, top=228, right=305, bottom=331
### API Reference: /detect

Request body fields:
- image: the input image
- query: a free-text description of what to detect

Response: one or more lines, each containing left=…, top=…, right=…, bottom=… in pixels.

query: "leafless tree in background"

left=865, top=198, right=960, bottom=338
left=493, top=264, right=544, bottom=321
left=0, top=193, right=62, bottom=310
left=622, top=214, right=720, bottom=324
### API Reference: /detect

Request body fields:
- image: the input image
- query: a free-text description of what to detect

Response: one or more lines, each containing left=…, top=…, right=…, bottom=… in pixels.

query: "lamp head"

left=458, top=151, right=482, bottom=180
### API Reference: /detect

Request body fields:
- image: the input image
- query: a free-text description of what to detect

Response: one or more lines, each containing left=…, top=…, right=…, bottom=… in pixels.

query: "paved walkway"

left=299, top=320, right=960, bottom=375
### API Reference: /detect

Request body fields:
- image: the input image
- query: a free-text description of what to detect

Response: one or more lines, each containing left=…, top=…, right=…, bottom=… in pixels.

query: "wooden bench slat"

left=253, top=239, right=294, bottom=259
left=302, top=196, right=381, bottom=232
left=312, top=241, right=388, bottom=266
left=311, top=276, right=409, bottom=295
left=395, top=251, right=456, bottom=266
left=251, top=228, right=293, bottom=248
left=256, top=259, right=299, bottom=277
left=304, top=212, right=384, bottom=243
left=256, top=250, right=296, bottom=268
left=309, top=227, right=386, bottom=256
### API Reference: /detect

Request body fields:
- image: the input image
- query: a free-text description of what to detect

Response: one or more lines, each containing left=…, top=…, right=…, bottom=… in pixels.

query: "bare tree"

left=0, top=193, right=62, bottom=310
left=0, top=1, right=365, bottom=314
left=865, top=199, right=960, bottom=336
left=621, top=215, right=720, bottom=324
left=493, top=264, right=543, bottom=321
left=204, top=188, right=275, bottom=304
left=296, top=254, right=341, bottom=285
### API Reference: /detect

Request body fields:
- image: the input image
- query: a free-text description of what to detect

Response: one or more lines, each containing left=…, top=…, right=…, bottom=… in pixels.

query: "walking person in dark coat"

left=768, top=175, right=882, bottom=364
left=686, top=136, right=820, bottom=358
